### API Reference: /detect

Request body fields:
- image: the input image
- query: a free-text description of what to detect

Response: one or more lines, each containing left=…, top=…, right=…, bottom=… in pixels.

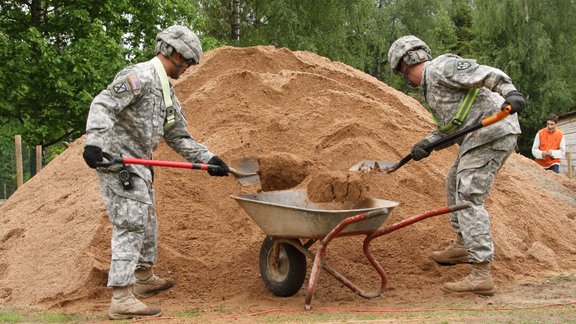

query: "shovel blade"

left=230, top=156, right=261, bottom=186
left=348, top=160, right=397, bottom=173
left=234, top=156, right=259, bottom=174
left=235, top=174, right=260, bottom=186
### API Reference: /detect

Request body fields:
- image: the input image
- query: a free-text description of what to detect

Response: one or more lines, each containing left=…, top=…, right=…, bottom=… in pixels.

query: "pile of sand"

left=0, top=46, right=575, bottom=313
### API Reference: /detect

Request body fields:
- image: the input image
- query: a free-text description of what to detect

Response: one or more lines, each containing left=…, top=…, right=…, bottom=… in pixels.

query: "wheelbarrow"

left=231, top=189, right=470, bottom=310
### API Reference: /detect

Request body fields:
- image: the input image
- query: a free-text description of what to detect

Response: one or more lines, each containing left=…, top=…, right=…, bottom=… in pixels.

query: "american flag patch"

left=128, top=74, right=142, bottom=90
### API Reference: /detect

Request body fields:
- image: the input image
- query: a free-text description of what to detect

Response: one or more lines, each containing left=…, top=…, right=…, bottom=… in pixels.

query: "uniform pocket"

left=106, top=174, right=151, bottom=204
left=108, top=195, right=148, bottom=231
left=457, top=164, right=497, bottom=205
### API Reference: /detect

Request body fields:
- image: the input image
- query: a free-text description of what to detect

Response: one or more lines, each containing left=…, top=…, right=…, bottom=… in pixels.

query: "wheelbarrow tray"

left=231, top=189, right=399, bottom=239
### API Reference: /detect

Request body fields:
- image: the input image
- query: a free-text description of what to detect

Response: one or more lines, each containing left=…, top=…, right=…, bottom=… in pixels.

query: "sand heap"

left=0, top=46, right=575, bottom=313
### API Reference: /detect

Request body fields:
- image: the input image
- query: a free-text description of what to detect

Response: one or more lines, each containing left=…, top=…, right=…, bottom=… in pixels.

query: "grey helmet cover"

left=155, top=25, right=203, bottom=65
left=388, top=35, right=432, bottom=74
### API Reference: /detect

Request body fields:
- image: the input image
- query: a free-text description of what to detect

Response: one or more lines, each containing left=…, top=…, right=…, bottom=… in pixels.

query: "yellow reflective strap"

left=151, top=57, right=173, bottom=109
left=438, top=88, right=479, bottom=133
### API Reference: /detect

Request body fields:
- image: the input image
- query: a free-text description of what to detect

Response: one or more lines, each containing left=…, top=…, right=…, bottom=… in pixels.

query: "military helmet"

left=388, top=35, right=432, bottom=74
left=155, top=25, right=203, bottom=65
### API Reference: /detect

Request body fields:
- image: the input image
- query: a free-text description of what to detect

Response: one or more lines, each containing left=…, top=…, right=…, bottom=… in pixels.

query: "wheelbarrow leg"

left=304, top=209, right=389, bottom=310
left=304, top=204, right=472, bottom=310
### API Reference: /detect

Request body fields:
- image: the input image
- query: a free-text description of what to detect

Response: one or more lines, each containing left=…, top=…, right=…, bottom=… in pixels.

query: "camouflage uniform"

left=420, top=54, right=521, bottom=263
left=86, top=58, right=214, bottom=287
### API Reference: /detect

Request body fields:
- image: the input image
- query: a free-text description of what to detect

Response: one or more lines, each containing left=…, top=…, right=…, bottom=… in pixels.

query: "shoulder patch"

left=112, top=80, right=130, bottom=94
left=110, top=73, right=142, bottom=94
left=456, top=60, right=472, bottom=70
left=127, top=74, right=142, bottom=90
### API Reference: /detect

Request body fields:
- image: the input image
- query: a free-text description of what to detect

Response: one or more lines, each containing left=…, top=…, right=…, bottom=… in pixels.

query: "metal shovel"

left=98, top=153, right=260, bottom=186
left=349, top=105, right=513, bottom=174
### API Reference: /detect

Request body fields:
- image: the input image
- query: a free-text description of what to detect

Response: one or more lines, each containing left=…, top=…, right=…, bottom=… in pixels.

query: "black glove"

left=83, top=145, right=103, bottom=168
left=411, top=138, right=432, bottom=161
left=207, top=155, right=229, bottom=177
left=501, top=90, right=526, bottom=114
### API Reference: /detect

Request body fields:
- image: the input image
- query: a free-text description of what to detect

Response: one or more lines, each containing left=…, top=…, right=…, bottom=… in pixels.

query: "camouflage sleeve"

left=424, top=130, right=456, bottom=151
left=85, top=70, right=143, bottom=148
left=163, top=98, right=215, bottom=163
left=439, top=57, right=518, bottom=96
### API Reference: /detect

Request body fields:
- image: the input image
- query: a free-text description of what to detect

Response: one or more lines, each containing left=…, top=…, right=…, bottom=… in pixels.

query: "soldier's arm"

left=442, top=58, right=518, bottom=97
left=85, top=71, right=143, bottom=148
left=163, top=100, right=214, bottom=163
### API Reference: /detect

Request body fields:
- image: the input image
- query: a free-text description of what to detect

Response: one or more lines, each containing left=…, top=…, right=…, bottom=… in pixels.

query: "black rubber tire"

left=259, top=236, right=307, bottom=297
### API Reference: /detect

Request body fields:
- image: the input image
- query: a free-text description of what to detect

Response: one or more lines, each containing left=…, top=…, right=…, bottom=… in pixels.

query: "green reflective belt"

left=431, top=88, right=479, bottom=133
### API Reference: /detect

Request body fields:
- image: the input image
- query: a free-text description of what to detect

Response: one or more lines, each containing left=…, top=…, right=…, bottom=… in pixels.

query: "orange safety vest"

left=535, top=128, right=564, bottom=168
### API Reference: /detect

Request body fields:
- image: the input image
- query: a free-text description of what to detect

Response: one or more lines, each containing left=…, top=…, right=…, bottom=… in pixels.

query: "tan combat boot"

left=442, top=262, right=495, bottom=296
left=431, top=233, right=469, bottom=265
left=133, top=267, right=175, bottom=299
left=108, top=286, right=161, bottom=320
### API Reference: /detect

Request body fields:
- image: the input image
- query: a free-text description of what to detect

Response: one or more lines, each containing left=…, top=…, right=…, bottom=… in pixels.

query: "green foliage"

left=471, top=0, right=576, bottom=155
left=2, top=0, right=576, bottom=198
left=0, top=0, right=203, bottom=197
left=0, top=0, right=203, bottom=148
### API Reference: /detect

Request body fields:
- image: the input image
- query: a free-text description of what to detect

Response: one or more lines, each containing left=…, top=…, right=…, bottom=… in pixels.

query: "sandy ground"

left=0, top=46, right=575, bottom=319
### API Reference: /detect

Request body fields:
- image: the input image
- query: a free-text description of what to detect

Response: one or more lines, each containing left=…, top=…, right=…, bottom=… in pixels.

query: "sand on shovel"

left=257, top=152, right=309, bottom=191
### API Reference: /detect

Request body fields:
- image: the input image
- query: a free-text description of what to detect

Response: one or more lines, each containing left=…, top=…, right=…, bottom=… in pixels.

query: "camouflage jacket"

left=85, top=57, right=214, bottom=182
left=420, top=54, right=522, bottom=155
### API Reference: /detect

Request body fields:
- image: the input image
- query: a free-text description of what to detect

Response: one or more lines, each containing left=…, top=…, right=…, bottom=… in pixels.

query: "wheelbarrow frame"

left=232, top=190, right=470, bottom=310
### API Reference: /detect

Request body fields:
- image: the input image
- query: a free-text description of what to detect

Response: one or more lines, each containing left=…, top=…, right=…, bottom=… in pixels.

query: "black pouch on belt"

left=118, top=166, right=133, bottom=190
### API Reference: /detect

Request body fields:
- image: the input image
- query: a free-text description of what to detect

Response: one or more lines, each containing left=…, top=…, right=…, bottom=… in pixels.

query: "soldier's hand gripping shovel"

left=349, top=105, right=513, bottom=174
left=98, top=153, right=260, bottom=186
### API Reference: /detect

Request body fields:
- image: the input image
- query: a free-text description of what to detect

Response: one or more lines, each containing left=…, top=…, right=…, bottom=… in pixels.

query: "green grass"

left=0, top=274, right=574, bottom=324
left=0, top=308, right=104, bottom=324
left=0, top=304, right=575, bottom=324
left=544, top=272, right=576, bottom=283
left=171, top=309, right=202, bottom=318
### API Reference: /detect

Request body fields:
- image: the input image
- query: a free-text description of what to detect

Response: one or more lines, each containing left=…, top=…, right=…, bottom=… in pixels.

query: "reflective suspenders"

left=151, top=57, right=176, bottom=129
left=430, top=88, right=479, bottom=133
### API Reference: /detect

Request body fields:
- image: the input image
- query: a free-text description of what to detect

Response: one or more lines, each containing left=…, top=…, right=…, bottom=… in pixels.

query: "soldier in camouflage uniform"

left=387, top=35, right=526, bottom=296
left=82, top=25, right=230, bottom=320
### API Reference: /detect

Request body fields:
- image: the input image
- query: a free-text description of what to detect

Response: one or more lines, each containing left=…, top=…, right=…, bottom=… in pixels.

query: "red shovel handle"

left=97, top=152, right=223, bottom=172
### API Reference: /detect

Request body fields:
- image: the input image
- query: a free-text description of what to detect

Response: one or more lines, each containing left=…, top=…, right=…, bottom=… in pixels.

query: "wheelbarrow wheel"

left=259, top=236, right=307, bottom=297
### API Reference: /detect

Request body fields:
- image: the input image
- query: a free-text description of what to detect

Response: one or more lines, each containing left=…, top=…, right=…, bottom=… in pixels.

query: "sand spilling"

left=257, top=152, right=309, bottom=191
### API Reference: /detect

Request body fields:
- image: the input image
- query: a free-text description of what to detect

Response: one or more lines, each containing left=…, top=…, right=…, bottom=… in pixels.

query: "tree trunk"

left=231, top=0, right=240, bottom=41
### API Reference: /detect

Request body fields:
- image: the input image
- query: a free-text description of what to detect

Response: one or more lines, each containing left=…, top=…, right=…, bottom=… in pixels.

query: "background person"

left=82, top=25, right=230, bottom=320
left=387, top=35, right=525, bottom=296
left=531, top=113, right=566, bottom=173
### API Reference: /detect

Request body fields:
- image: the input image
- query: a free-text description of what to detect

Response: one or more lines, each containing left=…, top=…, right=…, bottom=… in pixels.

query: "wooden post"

left=15, top=135, right=23, bottom=188
left=567, top=152, right=573, bottom=179
left=35, top=145, right=42, bottom=174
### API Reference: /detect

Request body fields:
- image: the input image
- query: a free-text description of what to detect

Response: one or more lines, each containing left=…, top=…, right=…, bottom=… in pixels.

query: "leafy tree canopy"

left=0, top=0, right=204, bottom=148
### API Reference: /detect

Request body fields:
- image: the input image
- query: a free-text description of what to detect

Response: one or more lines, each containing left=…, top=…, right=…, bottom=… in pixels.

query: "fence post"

left=567, top=152, right=573, bottom=179
left=36, top=144, right=43, bottom=174
left=15, top=135, right=23, bottom=188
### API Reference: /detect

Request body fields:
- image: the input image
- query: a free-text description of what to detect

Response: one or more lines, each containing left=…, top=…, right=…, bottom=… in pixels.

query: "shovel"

left=98, top=153, right=260, bottom=186
left=349, top=105, right=513, bottom=174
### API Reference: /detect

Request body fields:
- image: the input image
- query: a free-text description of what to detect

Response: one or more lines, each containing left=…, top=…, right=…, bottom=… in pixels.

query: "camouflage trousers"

left=97, top=171, right=158, bottom=287
left=446, top=134, right=517, bottom=263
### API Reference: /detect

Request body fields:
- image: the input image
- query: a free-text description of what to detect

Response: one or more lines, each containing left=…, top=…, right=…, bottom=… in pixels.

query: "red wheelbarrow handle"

left=303, top=203, right=472, bottom=311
